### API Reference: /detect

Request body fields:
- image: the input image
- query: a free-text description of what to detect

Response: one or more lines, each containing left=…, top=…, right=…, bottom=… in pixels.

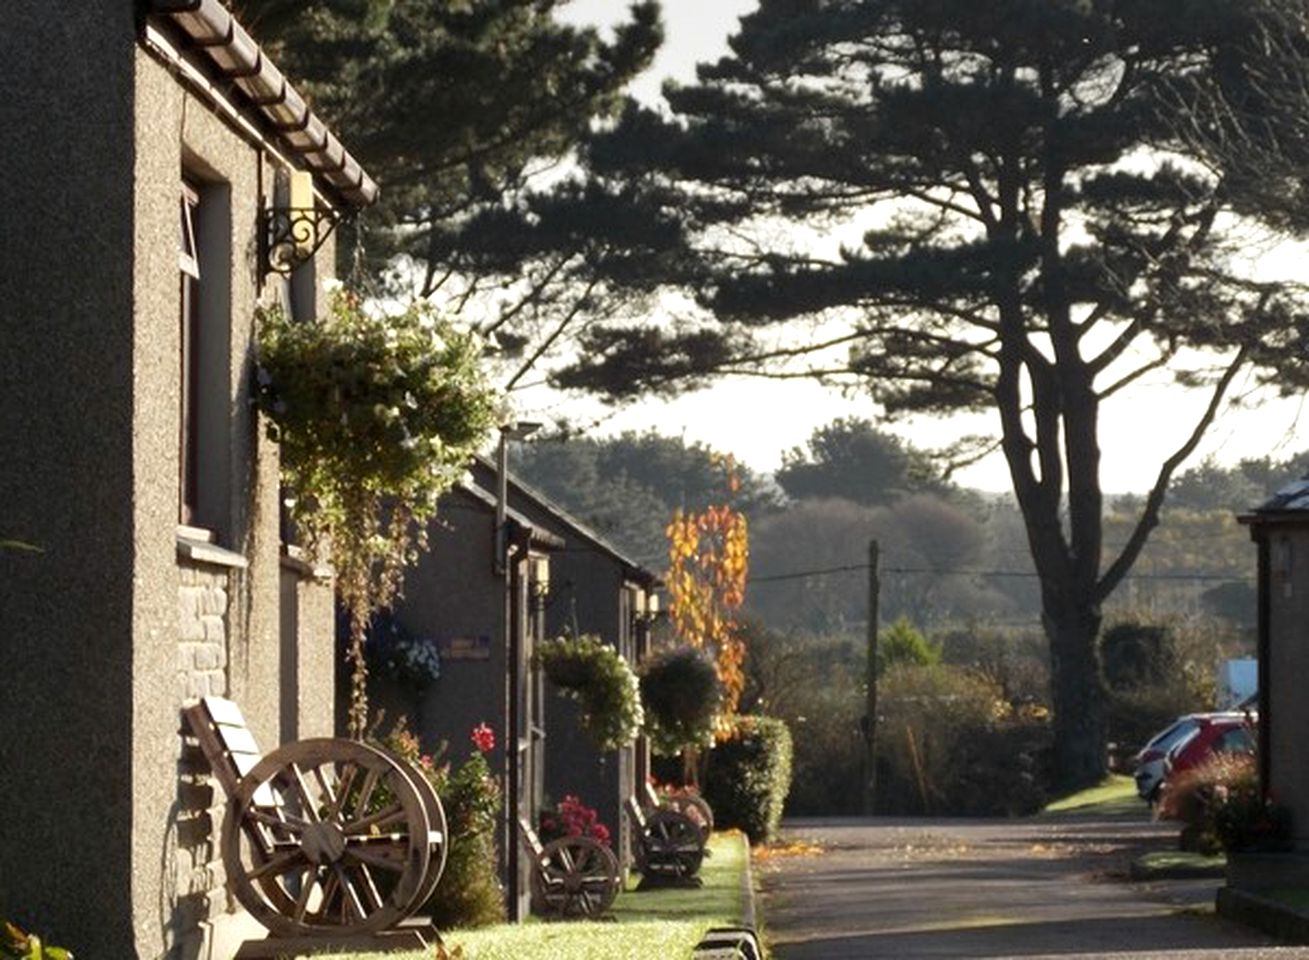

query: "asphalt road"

left=758, top=814, right=1309, bottom=959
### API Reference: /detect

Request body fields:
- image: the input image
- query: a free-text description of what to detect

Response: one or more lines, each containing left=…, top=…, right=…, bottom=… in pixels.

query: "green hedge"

left=703, top=715, right=793, bottom=843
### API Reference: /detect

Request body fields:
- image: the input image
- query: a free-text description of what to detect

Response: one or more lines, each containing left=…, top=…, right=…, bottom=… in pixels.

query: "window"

left=179, top=181, right=202, bottom=526
left=177, top=174, right=232, bottom=537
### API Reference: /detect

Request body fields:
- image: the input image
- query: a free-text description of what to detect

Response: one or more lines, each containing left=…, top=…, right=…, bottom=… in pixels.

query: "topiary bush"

left=702, top=715, right=793, bottom=843
left=537, top=634, right=643, bottom=751
left=639, top=645, right=721, bottom=756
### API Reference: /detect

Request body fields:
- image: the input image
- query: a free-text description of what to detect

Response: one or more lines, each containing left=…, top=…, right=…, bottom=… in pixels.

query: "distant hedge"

left=703, top=715, right=793, bottom=843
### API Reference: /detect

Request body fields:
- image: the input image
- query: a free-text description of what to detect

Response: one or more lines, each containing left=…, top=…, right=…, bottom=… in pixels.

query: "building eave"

left=145, top=0, right=378, bottom=209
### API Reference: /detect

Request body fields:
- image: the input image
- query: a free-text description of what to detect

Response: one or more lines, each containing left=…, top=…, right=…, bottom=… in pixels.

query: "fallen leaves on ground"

left=754, top=840, right=825, bottom=862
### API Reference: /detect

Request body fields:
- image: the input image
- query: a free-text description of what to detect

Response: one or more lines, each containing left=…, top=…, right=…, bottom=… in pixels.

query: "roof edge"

left=146, top=0, right=378, bottom=209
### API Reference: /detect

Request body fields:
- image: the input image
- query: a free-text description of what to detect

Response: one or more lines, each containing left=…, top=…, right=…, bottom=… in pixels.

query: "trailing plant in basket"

left=640, top=645, right=721, bottom=756
left=255, top=287, right=500, bottom=737
left=537, top=634, right=643, bottom=751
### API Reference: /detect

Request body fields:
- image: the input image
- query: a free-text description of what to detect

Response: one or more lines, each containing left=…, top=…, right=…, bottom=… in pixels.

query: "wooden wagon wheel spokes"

left=222, top=738, right=432, bottom=938
left=375, top=747, right=449, bottom=911
left=643, top=810, right=705, bottom=877
left=668, top=794, right=714, bottom=840
left=532, top=837, right=620, bottom=918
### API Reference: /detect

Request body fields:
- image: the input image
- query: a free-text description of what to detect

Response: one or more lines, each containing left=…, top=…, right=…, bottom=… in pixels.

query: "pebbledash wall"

left=0, top=3, right=368, bottom=957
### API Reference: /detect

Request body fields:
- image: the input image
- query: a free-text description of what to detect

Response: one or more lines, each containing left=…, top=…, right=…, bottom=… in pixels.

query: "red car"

left=1161, top=713, right=1256, bottom=786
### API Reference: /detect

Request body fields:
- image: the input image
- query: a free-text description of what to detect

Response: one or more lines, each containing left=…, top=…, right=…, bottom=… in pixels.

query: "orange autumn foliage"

left=665, top=457, right=750, bottom=730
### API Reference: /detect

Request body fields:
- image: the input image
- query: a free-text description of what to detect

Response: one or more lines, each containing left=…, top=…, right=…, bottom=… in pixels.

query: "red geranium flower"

left=470, top=722, right=495, bottom=753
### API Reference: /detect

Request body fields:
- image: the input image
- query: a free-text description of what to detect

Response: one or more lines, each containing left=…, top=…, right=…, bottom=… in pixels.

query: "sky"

left=535, top=0, right=1309, bottom=494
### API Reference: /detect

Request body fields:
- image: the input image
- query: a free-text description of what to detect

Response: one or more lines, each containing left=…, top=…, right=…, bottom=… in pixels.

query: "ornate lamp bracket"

left=261, top=205, right=342, bottom=277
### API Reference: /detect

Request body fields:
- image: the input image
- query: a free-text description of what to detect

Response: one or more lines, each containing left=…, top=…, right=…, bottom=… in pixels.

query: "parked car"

left=1162, top=713, right=1256, bottom=785
left=1133, top=712, right=1251, bottom=803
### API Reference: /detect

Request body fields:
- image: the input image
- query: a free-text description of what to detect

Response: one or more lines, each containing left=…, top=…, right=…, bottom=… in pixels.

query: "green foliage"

left=639, top=646, right=722, bottom=756
left=876, top=617, right=942, bottom=677
left=429, top=751, right=507, bottom=929
left=777, top=418, right=947, bottom=506
left=875, top=663, right=1048, bottom=816
left=255, top=290, right=498, bottom=530
left=379, top=721, right=506, bottom=929
left=702, top=715, right=793, bottom=843
left=1, top=922, right=72, bottom=960
left=1100, top=614, right=1240, bottom=754
left=254, top=288, right=499, bottom=736
left=746, top=494, right=1003, bottom=635
left=537, top=635, right=643, bottom=751
left=0, top=540, right=40, bottom=554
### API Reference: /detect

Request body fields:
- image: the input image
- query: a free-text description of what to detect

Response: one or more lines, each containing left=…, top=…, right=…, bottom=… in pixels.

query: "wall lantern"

left=529, top=556, right=552, bottom=604
left=261, top=170, right=342, bottom=277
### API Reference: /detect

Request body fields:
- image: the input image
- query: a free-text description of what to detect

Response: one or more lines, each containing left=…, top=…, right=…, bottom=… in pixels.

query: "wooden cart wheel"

left=377, top=750, right=449, bottom=913
left=531, top=836, right=621, bottom=918
left=221, top=738, right=432, bottom=938
left=666, top=794, right=714, bottom=841
left=641, top=809, right=705, bottom=878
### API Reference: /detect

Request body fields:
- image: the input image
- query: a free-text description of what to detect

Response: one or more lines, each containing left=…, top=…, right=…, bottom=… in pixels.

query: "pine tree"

left=550, top=0, right=1309, bottom=787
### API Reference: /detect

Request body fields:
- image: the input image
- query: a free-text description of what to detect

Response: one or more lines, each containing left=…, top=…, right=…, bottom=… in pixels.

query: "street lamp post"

left=494, top=421, right=541, bottom=575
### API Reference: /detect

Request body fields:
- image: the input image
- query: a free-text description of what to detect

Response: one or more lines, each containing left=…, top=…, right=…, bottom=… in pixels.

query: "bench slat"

left=219, top=725, right=261, bottom=757
left=202, top=696, right=247, bottom=727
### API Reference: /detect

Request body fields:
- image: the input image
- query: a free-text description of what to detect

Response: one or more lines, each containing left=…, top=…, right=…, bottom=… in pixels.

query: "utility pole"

left=862, top=538, right=880, bottom=816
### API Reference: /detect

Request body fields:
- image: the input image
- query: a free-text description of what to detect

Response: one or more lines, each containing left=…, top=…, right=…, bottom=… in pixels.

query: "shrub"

left=379, top=719, right=506, bottom=928
left=876, top=617, right=942, bottom=676
left=537, top=635, right=643, bottom=751
left=639, top=646, right=722, bottom=756
left=874, top=662, right=1047, bottom=816
left=1159, top=751, right=1290, bottom=855
left=702, top=715, right=793, bottom=843
left=941, top=719, right=1051, bottom=817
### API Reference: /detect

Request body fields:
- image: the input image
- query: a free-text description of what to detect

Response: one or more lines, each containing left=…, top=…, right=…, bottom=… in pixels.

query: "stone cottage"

left=0, top=3, right=375, bottom=956
left=366, top=456, right=658, bottom=917
left=466, top=458, right=661, bottom=876
left=367, top=474, right=561, bottom=923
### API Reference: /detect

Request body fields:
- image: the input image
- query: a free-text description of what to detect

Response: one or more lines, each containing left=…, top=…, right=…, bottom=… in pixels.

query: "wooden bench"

left=517, top=817, right=621, bottom=918
left=183, top=697, right=447, bottom=954
left=644, top=780, right=714, bottom=842
left=625, top=794, right=707, bottom=881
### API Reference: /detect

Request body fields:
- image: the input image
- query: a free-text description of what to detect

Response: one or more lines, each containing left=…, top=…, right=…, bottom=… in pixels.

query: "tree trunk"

left=1045, top=607, right=1107, bottom=791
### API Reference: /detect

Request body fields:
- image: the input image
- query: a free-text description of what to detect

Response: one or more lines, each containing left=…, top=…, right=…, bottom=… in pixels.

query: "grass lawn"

left=1130, top=849, right=1226, bottom=880
left=322, top=831, right=750, bottom=960
left=1041, top=775, right=1143, bottom=817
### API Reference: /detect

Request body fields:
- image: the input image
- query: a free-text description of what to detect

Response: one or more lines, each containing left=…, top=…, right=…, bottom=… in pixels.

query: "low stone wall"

left=179, top=562, right=230, bottom=700
left=172, top=555, right=237, bottom=957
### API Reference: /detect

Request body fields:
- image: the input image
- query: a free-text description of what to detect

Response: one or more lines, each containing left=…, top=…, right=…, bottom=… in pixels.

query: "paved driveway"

left=759, top=815, right=1309, bottom=959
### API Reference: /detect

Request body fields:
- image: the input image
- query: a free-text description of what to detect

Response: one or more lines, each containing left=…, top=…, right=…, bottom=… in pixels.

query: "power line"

left=747, top=563, right=1255, bottom=585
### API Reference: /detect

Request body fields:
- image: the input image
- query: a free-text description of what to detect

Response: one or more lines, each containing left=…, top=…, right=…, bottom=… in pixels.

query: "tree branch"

left=1094, top=345, right=1251, bottom=603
